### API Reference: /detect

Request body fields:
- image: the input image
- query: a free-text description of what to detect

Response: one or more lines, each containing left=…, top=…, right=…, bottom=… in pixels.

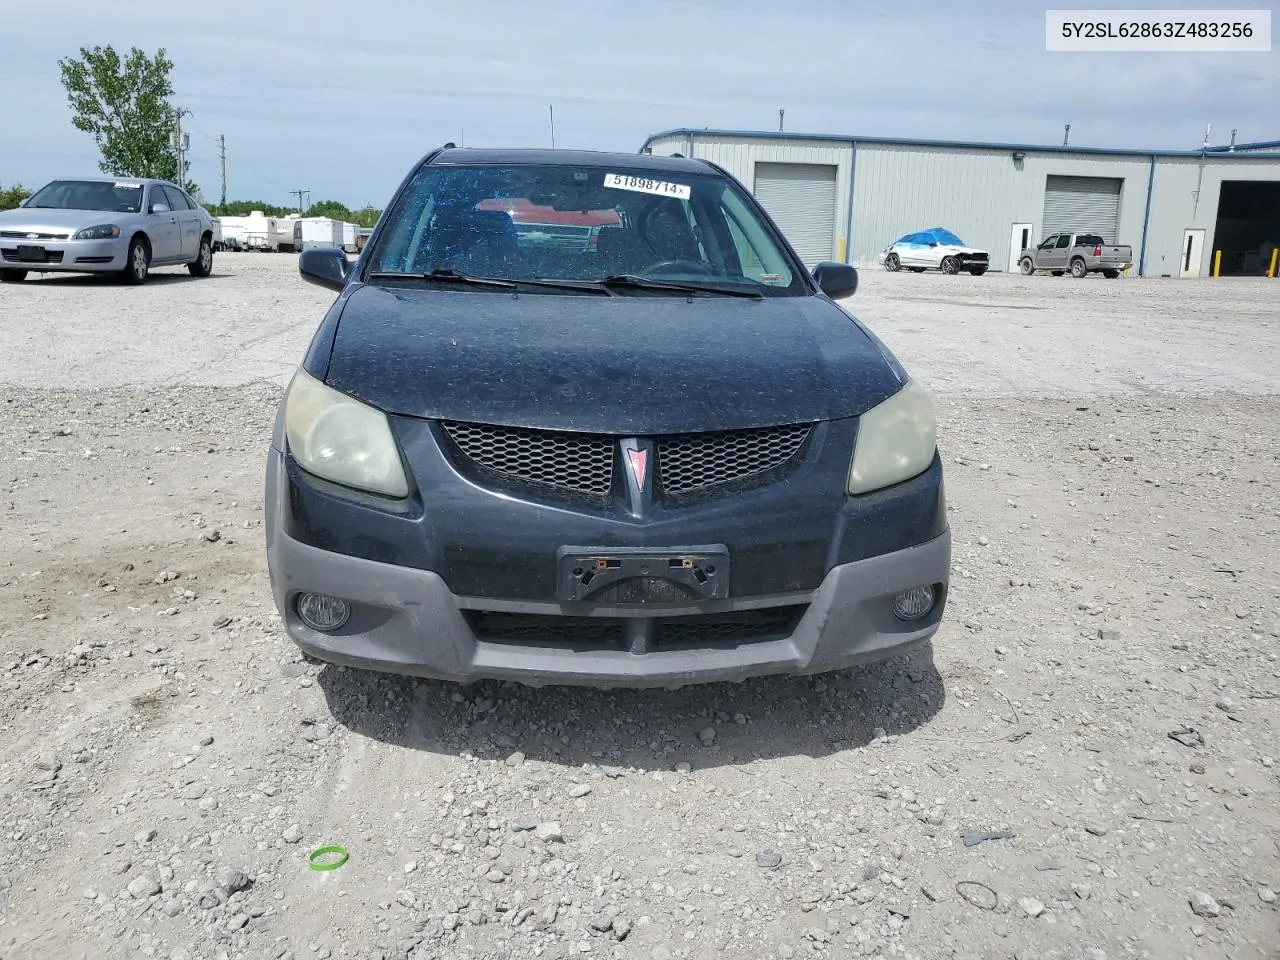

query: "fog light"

left=892, top=585, right=935, bottom=621
left=296, top=593, right=350, bottom=632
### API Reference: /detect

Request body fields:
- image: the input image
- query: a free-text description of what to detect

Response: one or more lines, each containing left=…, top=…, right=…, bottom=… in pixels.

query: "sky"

left=2, top=0, right=1275, bottom=209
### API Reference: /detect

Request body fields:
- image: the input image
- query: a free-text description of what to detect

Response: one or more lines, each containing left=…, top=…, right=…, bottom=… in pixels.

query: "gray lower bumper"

left=0, top=237, right=129, bottom=272
left=265, top=459, right=951, bottom=689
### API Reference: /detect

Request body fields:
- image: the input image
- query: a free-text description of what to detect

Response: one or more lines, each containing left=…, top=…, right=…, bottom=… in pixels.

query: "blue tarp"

left=895, top=227, right=966, bottom=246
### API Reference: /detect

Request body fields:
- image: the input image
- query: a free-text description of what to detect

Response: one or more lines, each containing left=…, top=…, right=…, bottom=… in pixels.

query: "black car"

left=264, top=146, right=950, bottom=689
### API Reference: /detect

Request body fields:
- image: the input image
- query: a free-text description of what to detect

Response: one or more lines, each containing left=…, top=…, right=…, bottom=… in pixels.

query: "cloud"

left=1, top=0, right=1274, bottom=204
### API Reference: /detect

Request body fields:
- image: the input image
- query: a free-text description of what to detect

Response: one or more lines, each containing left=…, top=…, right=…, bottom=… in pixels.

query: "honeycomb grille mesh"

left=656, top=424, right=812, bottom=494
left=441, top=421, right=615, bottom=495
left=440, top=421, right=812, bottom=497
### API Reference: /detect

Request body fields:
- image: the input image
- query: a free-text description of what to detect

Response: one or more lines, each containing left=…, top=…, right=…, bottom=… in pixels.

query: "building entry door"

left=1180, top=229, right=1205, bottom=278
left=1009, top=223, right=1033, bottom=272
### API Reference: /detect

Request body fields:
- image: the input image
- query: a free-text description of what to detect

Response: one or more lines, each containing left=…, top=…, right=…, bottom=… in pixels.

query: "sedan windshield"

left=26, top=179, right=145, bottom=214
left=368, top=163, right=803, bottom=295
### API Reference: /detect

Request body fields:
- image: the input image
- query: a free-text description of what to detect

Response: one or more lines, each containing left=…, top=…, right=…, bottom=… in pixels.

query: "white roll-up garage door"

left=1042, top=175, right=1123, bottom=243
left=753, top=162, right=838, bottom=265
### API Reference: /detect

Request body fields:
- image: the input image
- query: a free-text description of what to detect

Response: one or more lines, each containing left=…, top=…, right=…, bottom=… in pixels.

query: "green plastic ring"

left=308, top=845, right=349, bottom=871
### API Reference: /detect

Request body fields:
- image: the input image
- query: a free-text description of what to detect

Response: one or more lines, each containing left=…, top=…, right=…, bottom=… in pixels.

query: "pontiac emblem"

left=26, top=233, right=38, bottom=239
left=623, top=442, right=648, bottom=490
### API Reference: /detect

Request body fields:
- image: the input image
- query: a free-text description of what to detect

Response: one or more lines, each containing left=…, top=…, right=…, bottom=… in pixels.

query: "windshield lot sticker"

left=114, top=182, right=141, bottom=189
left=603, top=173, right=691, bottom=200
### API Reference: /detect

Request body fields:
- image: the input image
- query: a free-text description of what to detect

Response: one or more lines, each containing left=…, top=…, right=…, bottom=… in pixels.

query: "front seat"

left=424, top=205, right=520, bottom=276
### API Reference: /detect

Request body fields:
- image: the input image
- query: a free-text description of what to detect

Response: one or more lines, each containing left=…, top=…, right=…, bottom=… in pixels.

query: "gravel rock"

left=216, top=866, right=251, bottom=894
left=1019, top=897, right=1045, bottom=918
left=568, top=783, right=592, bottom=798
left=1189, top=891, right=1221, bottom=918
left=282, top=824, right=303, bottom=844
left=535, top=822, right=563, bottom=843
left=126, top=874, right=162, bottom=899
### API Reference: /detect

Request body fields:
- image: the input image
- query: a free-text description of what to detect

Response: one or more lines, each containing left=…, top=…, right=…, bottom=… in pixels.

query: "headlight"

left=846, top=378, right=937, bottom=495
left=283, top=369, right=410, bottom=497
left=72, top=224, right=121, bottom=240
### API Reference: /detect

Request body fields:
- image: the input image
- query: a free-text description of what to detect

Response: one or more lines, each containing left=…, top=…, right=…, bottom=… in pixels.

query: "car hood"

left=0, top=207, right=136, bottom=234
left=322, top=283, right=905, bottom=434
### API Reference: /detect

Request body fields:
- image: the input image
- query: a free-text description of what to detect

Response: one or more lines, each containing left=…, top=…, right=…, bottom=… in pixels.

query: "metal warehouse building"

left=639, top=129, right=1280, bottom=278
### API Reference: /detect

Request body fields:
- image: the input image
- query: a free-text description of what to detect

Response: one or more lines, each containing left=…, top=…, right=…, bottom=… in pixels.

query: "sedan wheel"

left=884, top=252, right=900, bottom=272
left=121, top=237, right=150, bottom=285
left=940, top=256, right=959, bottom=275
left=188, top=236, right=213, bottom=277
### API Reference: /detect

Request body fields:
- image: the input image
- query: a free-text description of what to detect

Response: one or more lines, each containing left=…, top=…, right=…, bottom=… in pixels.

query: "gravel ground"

left=0, top=253, right=1277, bottom=960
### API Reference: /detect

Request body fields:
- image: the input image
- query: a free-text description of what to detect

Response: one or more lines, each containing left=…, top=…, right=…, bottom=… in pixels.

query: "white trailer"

left=274, top=215, right=299, bottom=253
left=223, top=212, right=278, bottom=251
left=212, top=217, right=246, bottom=251
left=341, top=221, right=359, bottom=253
left=297, top=217, right=345, bottom=251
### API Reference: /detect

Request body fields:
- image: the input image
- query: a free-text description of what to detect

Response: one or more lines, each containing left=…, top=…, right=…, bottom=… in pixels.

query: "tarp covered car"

left=877, top=227, right=989, bottom=275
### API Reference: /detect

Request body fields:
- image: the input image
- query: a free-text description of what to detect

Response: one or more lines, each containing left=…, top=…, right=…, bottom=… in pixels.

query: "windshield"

left=26, top=179, right=145, bottom=214
left=367, top=162, right=804, bottom=295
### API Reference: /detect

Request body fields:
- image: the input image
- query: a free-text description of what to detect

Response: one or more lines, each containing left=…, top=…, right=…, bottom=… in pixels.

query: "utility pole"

left=549, top=105, right=555, bottom=149
left=218, top=135, right=227, bottom=208
left=779, top=108, right=784, bottom=132
left=173, top=107, right=192, bottom=184
left=1062, top=123, right=1070, bottom=146
left=289, top=189, right=310, bottom=214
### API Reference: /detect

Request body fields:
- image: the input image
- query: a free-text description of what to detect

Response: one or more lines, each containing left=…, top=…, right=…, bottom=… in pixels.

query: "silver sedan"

left=0, top=177, right=216, bottom=284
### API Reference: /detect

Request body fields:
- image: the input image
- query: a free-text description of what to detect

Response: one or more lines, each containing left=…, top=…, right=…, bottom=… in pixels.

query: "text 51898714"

left=1045, top=9, right=1271, bottom=52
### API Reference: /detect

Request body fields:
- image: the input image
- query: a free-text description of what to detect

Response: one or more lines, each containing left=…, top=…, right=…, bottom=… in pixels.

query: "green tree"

left=0, top=183, right=32, bottom=210
left=350, top=206, right=382, bottom=229
left=213, top=200, right=294, bottom=218
left=57, top=45, right=196, bottom=191
left=304, top=199, right=353, bottom=220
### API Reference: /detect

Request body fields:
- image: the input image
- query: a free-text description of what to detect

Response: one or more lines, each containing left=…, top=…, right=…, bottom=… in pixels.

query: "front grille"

left=0, top=231, right=69, bottom=240
left=441, top=421, right=615, bottom=496
left=466, top=611, right=625, bottom=648
left=465, top=606, right=806, bottom=652
left=2, top=249, right=64, bottom=264
left=440, top=420, right=813, bottom=499
left=657, top=424, right=812, bottom=493
left=654, top=605, right=807, bottom=648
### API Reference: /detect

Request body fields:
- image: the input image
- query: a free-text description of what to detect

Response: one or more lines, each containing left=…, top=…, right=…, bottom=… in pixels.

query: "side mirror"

left=150, top=202, right=170, bottom=214
left=17, top=197, right=28, bottom=207
left=812, top=261, right=858, bottom=299
left=300, top=247, right=350, bottom=292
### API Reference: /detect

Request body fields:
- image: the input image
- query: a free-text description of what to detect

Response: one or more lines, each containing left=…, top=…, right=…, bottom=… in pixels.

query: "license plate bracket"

left=15, top=245, right=46, bottom=262
left=556, top=545, right=729, bottom=602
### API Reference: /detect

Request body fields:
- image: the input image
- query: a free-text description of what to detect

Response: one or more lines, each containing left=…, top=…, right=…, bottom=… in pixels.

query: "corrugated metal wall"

left=646, top=135, right=854, bottom=263
left=1144, top=157, right=1280, bottom=276
left=850, top=145, right=1153, bottom=271
left=644, top=133, right=1280, bottom=276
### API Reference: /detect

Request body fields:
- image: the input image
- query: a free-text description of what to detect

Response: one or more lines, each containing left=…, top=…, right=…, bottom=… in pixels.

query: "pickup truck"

left=1019, top=232, right=1132, bottom=278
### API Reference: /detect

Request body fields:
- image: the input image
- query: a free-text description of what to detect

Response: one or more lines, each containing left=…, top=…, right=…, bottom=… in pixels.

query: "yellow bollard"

left=838, top=238, right=847, bottom=263
left=1270, top=247, right=1279, bottom=278
left=1213, top=250, right=1221, bottom=277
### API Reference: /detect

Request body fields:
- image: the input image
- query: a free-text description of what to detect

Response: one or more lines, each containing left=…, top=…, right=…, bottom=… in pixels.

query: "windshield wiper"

left=598, top=274, right=764, bottom=299
left=370, top=269, right=612, bottom=295
left=370, top=268, right=517, bottom=289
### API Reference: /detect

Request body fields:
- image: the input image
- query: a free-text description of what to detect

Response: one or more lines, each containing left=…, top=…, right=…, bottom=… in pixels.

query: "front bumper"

left=264, top=444, right=951, bottom=689
left=0, top=237, right=129, bottom=272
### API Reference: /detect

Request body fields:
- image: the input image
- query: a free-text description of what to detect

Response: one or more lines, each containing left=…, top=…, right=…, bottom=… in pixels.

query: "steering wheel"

left=641, top=258, right=714, bottom=276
